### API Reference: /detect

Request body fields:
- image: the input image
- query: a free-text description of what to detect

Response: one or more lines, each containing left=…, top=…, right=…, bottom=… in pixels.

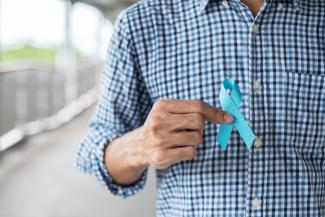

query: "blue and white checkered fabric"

left=75, top=0, right=325, bottom=216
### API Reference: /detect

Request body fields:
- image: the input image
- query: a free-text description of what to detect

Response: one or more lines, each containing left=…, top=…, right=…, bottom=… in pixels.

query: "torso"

left=124, top=0, right=325, bottom=216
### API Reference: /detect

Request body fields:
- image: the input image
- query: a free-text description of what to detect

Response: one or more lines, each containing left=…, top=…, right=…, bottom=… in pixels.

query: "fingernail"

left=224, top=113, right=233, bottom=123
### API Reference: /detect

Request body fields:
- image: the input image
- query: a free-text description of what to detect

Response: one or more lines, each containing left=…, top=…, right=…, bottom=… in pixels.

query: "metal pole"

left=63, top=0, right=77, bottom=104
left=0, top=0, right=2, bottom=64
left=96, top=13, right=103, bottom=57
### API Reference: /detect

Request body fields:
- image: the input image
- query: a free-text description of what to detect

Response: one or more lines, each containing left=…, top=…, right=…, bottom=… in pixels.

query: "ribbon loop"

left=216, top=79, right=256, bottom=150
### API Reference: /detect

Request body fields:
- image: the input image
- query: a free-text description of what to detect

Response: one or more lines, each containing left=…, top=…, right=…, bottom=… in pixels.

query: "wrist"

left=125, top=127, right=149, bottom=170
left=105, top=127, right=149, bottom=174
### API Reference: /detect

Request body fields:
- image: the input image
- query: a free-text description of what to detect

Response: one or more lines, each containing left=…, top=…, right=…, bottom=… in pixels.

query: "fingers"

left=153, top=99, right=233, bottom=124
left=144, top=99, right=234, bottom=170
left=149, top=146, right=197, bottom=170
left=167, top=146, right=197, bottom=165
left=165, top=130, right=202, bottom=147
left=168, top=113, right=205, bottom=131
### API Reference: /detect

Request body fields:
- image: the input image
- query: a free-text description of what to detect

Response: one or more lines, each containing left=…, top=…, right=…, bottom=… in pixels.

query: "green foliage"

left=1, top=43, right=56, bottom=65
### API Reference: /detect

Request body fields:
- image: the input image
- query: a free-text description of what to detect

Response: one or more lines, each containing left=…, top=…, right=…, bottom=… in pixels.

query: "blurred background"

left=0, top=0, right=156, bottom=216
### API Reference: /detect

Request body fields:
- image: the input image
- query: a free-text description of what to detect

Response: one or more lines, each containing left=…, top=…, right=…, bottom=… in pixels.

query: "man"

left=75, top=0, right=325, bottom=216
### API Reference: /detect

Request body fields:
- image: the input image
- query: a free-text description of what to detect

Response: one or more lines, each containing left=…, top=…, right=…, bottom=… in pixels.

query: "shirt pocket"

left=276, top=70, right=325, bottom=150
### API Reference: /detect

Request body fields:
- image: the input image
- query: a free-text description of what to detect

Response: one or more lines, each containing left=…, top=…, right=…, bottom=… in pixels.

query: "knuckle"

left=150, top=114, right=164, bottom=125
left=147, top=124, right=158, bottom=136
left=151, top=151, right=166, bottom=167
left=153, top=136, right=165, bottom=147
left=215, top=109, right=224, bottom=121
left=186, top=147, right=196, bottom=159
left=192, top=99, right=204, bottom=112
left=154, top=99, right=168, bottom=110
left=194, top=113, right=205, bottom=127
left=146, top=127, right=162, bottom=143
left=193, top=132, right=202, bottom=144
left=149, top=115, right=165, bottom=131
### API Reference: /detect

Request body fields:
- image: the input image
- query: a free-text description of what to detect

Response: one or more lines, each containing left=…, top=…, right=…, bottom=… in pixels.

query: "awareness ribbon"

left=216, top=79, right=256, bottom=150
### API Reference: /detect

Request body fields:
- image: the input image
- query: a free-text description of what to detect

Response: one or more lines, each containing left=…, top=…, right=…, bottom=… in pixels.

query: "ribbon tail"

left=234, top=112, right=256, bottom=149
left=216, top=123, right=233, bottom=150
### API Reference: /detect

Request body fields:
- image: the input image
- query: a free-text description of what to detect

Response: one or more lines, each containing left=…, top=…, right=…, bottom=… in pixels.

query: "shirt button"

left=199, top=0, right=208, bottom=10
left=277, top=3, right=284, bottom=10
left=254, top=137, right=263, bottom=148
left=222, top=0, right=228, bottom=7
left=252, top=80, right=261, bottom=91
left=252, top=197, right=262, bottom=209
left=296, top=5, right=301, bottom=13
left=252, top=24, right=259, bottom=33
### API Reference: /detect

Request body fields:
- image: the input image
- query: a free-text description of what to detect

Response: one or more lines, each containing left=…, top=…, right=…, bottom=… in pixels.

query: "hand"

left=104, top=99, right=233, bottom=185
left=139, top=99, right=233, bottom=169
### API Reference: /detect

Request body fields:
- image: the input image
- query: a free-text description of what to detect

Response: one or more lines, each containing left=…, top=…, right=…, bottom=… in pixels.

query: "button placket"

left=244, top=1, right=270, bottom=215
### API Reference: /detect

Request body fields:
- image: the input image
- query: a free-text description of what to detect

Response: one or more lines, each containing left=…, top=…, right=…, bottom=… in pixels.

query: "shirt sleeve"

left=74, top=11, right=153, bottom=198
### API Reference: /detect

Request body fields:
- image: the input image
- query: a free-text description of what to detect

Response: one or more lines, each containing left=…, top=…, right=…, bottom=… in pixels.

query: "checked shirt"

left=75, top=0, right=325, bottom=216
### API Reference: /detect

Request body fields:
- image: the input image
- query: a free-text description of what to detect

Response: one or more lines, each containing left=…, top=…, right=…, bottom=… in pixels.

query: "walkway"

left=0, top=107, right=156, bottom=217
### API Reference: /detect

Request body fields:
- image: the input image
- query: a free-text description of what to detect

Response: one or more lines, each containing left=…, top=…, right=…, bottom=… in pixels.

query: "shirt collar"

left=197, top=0, right=300, bottom=14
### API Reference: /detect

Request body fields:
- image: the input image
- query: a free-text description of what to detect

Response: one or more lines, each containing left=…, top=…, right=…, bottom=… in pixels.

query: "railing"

left=0, top=59, right=103, bottom=151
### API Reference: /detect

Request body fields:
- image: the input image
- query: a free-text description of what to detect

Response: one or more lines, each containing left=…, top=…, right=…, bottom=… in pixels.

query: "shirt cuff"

left=94, top=133, right=148, bottom=198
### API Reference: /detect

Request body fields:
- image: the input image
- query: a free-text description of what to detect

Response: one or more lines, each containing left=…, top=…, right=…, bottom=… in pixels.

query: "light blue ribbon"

left=216, top=79, right=255, bottom=150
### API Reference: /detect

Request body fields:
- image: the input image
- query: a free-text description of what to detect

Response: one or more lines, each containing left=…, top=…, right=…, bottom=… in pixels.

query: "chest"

left=140, top=3, right=325, bottom=102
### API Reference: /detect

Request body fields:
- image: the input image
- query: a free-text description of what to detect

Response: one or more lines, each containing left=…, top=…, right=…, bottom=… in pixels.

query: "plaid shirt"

left=75, top=0, right=325, bottom=216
